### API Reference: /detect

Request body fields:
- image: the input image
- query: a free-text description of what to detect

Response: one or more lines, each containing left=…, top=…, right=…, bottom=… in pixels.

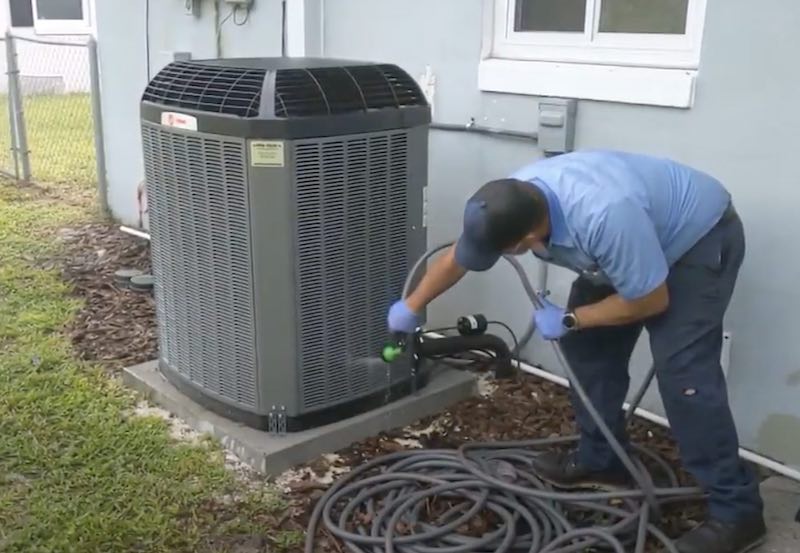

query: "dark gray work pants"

left=560, top=206, right=764, bottom=523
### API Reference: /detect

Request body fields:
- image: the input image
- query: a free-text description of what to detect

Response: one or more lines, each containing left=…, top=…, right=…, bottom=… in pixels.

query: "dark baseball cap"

left=454, top=178, right=544, bottom=271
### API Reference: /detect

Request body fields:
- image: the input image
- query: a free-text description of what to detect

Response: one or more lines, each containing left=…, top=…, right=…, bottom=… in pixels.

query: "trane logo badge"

left=160, top=111, right=198, bottom=131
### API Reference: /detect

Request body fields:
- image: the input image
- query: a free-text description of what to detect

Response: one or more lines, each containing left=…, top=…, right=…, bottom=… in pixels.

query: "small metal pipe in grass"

left=120, top=225, right=150, bottom=241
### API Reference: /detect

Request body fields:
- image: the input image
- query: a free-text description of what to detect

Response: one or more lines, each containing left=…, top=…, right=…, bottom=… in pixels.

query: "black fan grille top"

left=143, top=62, right=266, bottom=118
left=274, top=64, right=427, bottom=118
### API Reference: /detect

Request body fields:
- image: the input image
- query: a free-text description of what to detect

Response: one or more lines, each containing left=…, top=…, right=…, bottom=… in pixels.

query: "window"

left=31, top=0, right=92, bottom=34
left=480, top=0, right=708, bottom=107
left=9, top=0, right=34, bottom=27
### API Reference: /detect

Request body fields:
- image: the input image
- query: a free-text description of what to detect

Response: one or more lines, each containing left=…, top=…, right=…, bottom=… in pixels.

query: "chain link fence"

left=0, top=75, right=12, bottom=177
left=1, top=32, right=107, bottom=210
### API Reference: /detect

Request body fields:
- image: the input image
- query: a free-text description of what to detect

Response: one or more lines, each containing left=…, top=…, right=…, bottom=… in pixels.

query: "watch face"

left=563, top=313, right=576, bottom=329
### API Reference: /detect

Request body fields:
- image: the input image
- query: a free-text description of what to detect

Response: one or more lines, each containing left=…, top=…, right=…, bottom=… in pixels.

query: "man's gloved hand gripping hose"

left=304, top=243, right=705, bottom=553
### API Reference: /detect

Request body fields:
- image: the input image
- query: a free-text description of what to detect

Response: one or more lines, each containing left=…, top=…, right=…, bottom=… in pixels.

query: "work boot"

left=528, top=449, right=632, bottom=490
left=674, top=514, right=767, bottom=553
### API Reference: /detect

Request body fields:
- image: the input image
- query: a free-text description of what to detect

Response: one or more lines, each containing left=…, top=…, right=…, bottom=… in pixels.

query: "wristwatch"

left=562, top=311, right=579, bottom=331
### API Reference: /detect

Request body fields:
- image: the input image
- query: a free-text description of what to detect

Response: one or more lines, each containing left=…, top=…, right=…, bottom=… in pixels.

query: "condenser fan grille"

left=142, top=61, right=266, bottom=117
left=275, top=64, right=427, bottom=117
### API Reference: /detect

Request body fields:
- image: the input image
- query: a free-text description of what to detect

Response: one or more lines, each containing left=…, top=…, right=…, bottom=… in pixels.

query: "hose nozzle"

left=381, top=344, right=404, bottom=363
left=380, top=332, right=409, bottom=363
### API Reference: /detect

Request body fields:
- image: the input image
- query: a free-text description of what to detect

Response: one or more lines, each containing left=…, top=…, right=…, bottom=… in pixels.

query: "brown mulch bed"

left=53, top=223, right=730, bottom=551
left=54, top=222, right=157, bottom=371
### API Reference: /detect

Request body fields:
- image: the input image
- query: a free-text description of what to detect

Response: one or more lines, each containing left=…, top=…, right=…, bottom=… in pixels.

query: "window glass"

left=36, top=0, right=84, bottom=21
left=10, top=0, right=35, bottom=27
left=599, top=0, right=688, bottom=34
left=515, top=0, right=587, bottom=33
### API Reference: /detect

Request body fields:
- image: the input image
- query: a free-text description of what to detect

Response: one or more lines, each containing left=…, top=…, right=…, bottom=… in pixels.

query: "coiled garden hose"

left=305, top=242, right=704, bottom=553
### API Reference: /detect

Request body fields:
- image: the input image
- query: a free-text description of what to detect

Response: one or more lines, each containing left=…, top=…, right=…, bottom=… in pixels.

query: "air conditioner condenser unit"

left=139, top=57, right=431, bottom=431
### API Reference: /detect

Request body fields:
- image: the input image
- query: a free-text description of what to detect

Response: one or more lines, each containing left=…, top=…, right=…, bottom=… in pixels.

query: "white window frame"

left=479, top=0, right=708, bottom=108
left=32, top=0, right=93, bottom=35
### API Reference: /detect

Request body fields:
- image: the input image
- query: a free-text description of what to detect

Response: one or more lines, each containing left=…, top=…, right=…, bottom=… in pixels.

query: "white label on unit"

left=160, top=111, right=198, bottom=131
left=250, top=140, right=285, bottom=167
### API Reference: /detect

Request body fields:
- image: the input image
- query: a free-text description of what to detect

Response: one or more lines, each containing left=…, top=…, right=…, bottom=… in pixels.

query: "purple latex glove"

left=534, top=296, right=568, bottom=340
left=387, top=300, right=420, bottom=334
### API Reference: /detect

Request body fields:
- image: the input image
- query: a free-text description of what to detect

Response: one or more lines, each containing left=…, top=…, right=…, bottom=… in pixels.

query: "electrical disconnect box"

left=537, top=98, right=577, bottom=155
left=183, top=0, right=199, bottom=16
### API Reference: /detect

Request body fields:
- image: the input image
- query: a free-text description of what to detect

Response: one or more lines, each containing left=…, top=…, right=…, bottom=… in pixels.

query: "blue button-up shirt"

left=507, top=150, right=731, bottom=300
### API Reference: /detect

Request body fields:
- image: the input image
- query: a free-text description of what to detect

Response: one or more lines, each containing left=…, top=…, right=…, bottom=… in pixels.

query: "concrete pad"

left=123, top=360, right=477, bottom=476
left=755, top=476, right=800, bottom=552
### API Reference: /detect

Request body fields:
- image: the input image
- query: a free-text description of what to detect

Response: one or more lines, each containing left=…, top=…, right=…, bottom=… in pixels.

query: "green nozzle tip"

left=381, top=345, right=403, bottom=363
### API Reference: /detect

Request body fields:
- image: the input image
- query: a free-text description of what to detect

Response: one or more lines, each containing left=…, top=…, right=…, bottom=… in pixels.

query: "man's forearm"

left=574, top=284, right=669, bottom=329
left=405, top=246, right=467, bottom=312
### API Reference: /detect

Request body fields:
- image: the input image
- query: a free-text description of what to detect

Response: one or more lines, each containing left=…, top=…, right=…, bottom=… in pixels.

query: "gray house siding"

left=94, top=0, right=800, bottom=468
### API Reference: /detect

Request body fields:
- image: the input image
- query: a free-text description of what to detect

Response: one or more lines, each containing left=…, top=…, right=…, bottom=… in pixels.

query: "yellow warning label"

left=250, top=140, right=285, bottom=167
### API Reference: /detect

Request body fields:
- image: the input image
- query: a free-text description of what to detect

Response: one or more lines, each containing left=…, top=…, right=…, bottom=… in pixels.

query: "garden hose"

left=305, top=242, right=705, bottom=553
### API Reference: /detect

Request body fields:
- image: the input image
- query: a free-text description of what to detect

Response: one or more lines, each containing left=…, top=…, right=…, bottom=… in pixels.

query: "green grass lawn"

left=0, top=93, right=96, bottom=186
left=0, top=185, right=296, bottom=549
left=24, top=94, right=97, bottom=185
